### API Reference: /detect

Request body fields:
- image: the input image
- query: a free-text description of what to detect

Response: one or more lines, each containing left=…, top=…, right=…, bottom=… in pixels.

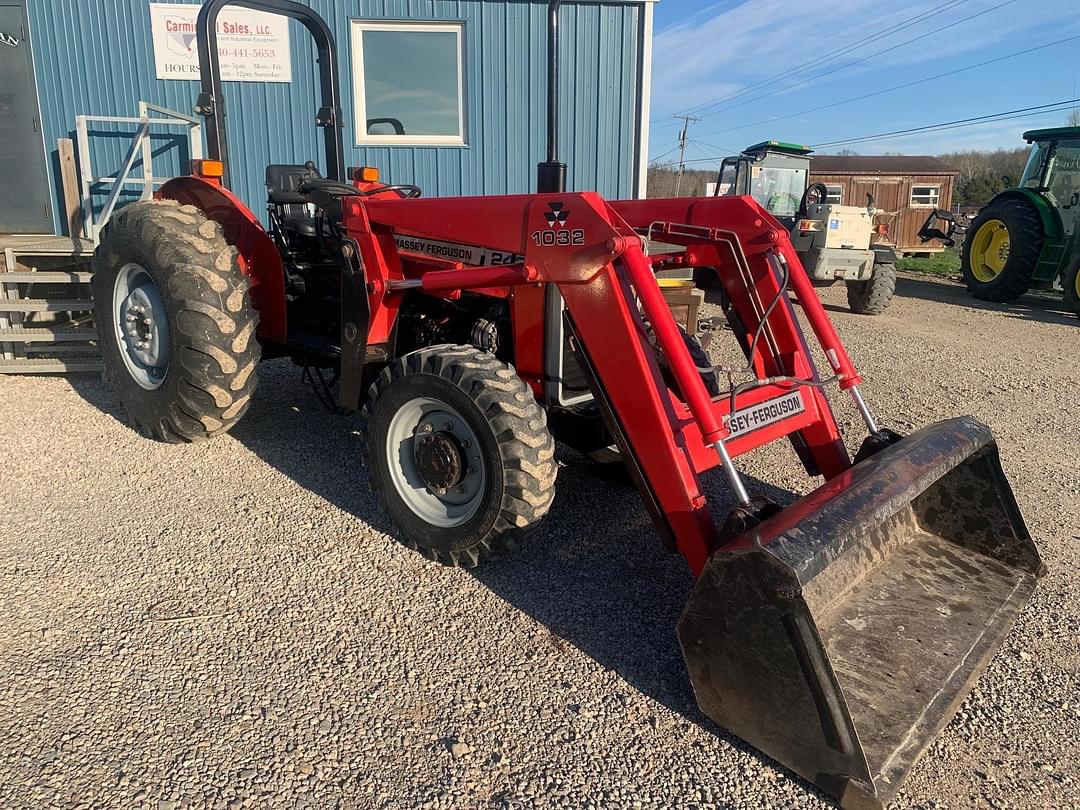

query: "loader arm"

left=347, top=190, right=1041, bottom=810
left=352, top=192, right=863, bottom=572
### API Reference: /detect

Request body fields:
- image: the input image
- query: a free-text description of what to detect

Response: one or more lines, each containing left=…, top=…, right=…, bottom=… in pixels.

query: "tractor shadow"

left=890, top=274, right=1078, bottom=326
left=467, top=458, right=833, bottom=792
left=69, top=359, right=837, bottom=806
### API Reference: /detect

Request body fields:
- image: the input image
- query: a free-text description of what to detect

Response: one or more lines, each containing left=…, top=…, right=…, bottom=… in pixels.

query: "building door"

left=851, top=179, right=876, bottom=210
left=0, top=1, right=51, bottom=233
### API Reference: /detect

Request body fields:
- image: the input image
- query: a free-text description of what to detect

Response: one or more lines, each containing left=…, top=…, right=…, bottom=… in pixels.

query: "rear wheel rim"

left=384, top=396, right=487, bottom=528
left=970, top=219, right=1010, bottom=283
left=112, top=262, right=169, bottom=390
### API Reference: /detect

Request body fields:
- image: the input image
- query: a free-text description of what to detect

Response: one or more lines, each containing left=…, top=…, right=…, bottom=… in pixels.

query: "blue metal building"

left=1, top=0, right=656, bottom=236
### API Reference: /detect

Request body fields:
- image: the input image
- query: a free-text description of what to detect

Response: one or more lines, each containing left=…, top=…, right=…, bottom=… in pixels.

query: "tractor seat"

left=267, top=163, right=321, bottom=238
left=266, top=162, right=320, bottom=204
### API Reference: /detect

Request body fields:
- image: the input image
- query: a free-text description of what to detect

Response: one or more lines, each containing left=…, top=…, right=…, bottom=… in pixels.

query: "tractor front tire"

left=92, top=199, right=260, bottom=442
left=961, top=198, right=1043, bottom=302
left=1064, top=260, right=1080, bottom=318
left=846, top=261, right=896, bottom=315
left=361, top=345, right=557, bottom=567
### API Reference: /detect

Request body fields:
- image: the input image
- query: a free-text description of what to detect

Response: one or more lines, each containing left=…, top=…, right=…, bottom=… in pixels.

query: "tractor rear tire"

left=361, top=345, right=557, bottom=567
left=92, top=199, right=260, bottom=443
left=846, top=261, right=896, bottom=315
left=1064, top=260, right=1080, bottom=318
left=961, top=198, right=1043, bottom=302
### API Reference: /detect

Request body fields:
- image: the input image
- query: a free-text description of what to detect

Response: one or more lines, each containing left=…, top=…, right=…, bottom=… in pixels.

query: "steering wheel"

left=799, top=183, right=829, bottom=217
left=766, top=192, right=800, bottom=215
left=299, top=178, right=422, bottom=199
left=299, top=178, right=362, bottom=196
left=359, top=184, right=422, bottom=199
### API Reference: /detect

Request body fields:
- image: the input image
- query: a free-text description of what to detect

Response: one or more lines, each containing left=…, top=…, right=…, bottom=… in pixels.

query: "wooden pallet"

left=0, top=244, right=101, bottom=374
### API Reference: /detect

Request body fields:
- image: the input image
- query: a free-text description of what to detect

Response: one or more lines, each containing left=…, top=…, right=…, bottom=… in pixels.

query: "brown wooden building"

left=809, top=155, right=958, bottom=253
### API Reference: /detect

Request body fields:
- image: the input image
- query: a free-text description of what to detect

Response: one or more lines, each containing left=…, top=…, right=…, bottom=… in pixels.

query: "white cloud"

left=650, top=0, right=1080, bottom=125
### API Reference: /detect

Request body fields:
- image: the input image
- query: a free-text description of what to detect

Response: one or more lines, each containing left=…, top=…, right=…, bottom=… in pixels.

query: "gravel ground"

left=0, top=271, right=1077, bottom=810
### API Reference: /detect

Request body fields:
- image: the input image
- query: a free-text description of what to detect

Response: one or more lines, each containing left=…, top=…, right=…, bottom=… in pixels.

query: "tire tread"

left=846, top=261, right=896, bottom=315
left=359, top=344, right=557, bottom=568
left=92, top=199, right=259, bottom=443
left=961, top=198, right=1042, bottom=303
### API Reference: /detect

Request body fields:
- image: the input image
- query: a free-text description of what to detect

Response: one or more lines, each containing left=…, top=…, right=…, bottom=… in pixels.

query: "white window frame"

left=350, top=20, right=467, bottom=147
left=825, top=184, right=843, bottom=204
left=910, top=184, right=940, bottom=207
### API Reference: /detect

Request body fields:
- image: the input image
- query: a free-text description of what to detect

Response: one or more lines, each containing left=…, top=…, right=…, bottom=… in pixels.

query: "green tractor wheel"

left=1064, top=261, right=1080, bottom=318
left=961, top=197, right=1043, bottom=303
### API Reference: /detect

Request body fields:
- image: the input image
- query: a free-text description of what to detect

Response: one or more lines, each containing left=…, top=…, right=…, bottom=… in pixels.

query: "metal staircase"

left=0, top=260, right=101, bottom=374
left=0, top=101, right=203, bottom=375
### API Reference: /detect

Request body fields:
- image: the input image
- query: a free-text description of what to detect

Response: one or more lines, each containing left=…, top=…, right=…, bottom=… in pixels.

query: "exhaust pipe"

left=537, top=0, right=567, bottom=193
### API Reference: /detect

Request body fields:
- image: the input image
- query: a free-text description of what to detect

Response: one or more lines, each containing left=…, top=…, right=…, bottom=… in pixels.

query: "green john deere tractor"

left=947, top=127, right=1080, bottom=316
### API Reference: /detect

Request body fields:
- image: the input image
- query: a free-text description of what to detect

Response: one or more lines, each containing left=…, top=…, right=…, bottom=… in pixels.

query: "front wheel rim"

left=970, top=219, right=1010, bottom=283
left=384, top=396, right=488, bottom=528
left=112, top=262, right=170, bottom=390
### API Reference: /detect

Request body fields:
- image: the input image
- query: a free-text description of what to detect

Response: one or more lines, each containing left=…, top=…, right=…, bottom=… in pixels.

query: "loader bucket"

left=678, top=416, right=1041, bottom=809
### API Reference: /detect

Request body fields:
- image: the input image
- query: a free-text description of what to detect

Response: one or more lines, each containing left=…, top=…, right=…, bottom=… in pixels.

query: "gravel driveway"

left=0, top=272, right=1076, bottom=809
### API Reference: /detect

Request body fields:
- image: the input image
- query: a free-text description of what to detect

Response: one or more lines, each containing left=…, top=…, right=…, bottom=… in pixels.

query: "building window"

left=910, top=185, right=940, bottom=207
left=825, top=184, right=843, bottom=204
left=351, top=21, right=466, bottom=145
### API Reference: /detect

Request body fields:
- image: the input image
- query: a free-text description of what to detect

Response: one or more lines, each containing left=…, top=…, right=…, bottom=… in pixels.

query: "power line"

left=664, top=0, right=974, bottom=123
left=695, top=32, right=1080, bottom=139
left=811, top=99, right=1080, bottom=149
left=654, top=0, right=1018, bottom=132
left=647, top=144, right=681, bottom=163
left=686, top=140, right=720, bottom=162
left=688, top=137, right=742, bottom=155
left=693, top=0, right=1020, bottom=122
left=665, top=99, right=1080, bottom=166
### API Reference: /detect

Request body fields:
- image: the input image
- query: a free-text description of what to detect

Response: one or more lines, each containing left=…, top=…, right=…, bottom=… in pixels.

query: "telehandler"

left=90, top=2, right=1042, bottom=807
left=711, top=141, right=898, bottom=314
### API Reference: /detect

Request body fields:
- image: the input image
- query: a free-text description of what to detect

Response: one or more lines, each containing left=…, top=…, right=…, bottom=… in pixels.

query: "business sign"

left=149, top=3, right=291, bottom=82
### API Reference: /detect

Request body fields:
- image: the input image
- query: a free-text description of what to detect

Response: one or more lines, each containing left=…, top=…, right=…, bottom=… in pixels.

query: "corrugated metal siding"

left=28, top=0, right=642, bottom=235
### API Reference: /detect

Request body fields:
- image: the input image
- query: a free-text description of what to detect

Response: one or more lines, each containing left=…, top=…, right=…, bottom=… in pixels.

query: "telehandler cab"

left=711, top=141, right=898, bottom=315
left=91, top=1, right=1042, bottom=807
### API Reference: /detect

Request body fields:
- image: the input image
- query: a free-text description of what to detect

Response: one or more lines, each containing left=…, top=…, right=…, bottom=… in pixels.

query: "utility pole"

left=673, top=114, right=700, bottom=196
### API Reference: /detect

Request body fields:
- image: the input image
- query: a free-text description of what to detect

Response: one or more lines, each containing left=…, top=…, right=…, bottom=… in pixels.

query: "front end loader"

left=89, top=1, right=1042, bottom=807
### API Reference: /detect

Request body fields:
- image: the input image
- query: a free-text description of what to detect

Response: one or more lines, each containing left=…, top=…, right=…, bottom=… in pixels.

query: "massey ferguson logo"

left=0, top=32, right=19, bottom=47
left=544, top=202, right=570, bottom=228
left=532, top=202, right=585, bottom=248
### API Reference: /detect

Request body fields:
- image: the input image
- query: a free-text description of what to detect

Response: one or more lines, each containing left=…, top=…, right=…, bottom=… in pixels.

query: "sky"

left=647, top=0, right=1080, bottom=166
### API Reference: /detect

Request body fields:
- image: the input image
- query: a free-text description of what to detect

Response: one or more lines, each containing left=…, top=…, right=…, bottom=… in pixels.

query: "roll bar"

left=194, top=0, right=346, bottom=184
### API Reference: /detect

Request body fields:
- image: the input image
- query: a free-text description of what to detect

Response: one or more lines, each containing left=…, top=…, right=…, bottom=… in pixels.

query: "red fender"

left=158, top=176, right=288, bottom=343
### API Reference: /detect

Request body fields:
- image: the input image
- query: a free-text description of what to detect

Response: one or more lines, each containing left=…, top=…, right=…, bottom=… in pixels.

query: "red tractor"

left=90, top=2, right=1041, bottom=807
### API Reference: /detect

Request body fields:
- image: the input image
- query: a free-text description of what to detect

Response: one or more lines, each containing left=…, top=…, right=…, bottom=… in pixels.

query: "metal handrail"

left=75, top=102, right=203, bottom=244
